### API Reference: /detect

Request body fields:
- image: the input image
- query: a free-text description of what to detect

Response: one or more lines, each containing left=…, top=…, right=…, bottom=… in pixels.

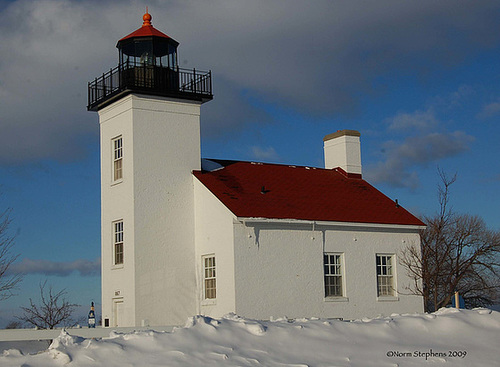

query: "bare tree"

left=400, top=169, right=500, bottom=312
left=0, top=207, right=22, bottom=300
left=5, top=320, right=22, bottom=329
left=16, top=281, right=79, bottom=329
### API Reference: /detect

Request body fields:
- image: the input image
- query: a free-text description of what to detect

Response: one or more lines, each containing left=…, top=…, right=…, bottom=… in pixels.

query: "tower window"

left=203, top=255, right=216, bottom=300
left=112, top=136, right=123, bottom=182
left=114, top=220, right=124, bottom=265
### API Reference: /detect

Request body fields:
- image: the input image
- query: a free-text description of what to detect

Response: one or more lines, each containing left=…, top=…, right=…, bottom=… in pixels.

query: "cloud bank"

left=9, top=258, right=101, bottom=277
left=1, top=0, right=499, bottom=165
left=366, top=131, right=474, bottom=189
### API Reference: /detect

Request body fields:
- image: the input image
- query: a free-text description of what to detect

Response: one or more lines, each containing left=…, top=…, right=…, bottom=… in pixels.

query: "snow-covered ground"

left=0, top=308, right=498, bottom=366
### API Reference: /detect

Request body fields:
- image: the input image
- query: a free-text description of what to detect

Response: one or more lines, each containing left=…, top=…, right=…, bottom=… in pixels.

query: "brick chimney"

left=323, top=130, right=362, bottom=177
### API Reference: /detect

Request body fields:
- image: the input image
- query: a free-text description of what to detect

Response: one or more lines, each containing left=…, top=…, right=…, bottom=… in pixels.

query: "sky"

left=0, top=0, right=499, bottom=326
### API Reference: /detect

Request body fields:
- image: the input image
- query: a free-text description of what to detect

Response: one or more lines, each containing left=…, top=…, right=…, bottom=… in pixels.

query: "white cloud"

left=250, top=146, right=281, bottom=162
left=386, top=109, right=439, bottom=132
left=477, top=98, right=500, bottom=119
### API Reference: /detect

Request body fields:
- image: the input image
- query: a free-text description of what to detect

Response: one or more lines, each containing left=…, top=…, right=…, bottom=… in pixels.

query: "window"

left=203, top=256, right=216, bottom=300
left=112, top=136, right=123, bottom=182
left=324, top=253, right=343, bottom=297
left=114, top=220, right=124, bottom=265
left=376, top=254, right=394, bottom=297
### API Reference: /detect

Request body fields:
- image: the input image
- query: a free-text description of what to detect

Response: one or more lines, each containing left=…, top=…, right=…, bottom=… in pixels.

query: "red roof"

left=118, top=12, right=173, bottom=42
left=193, top=161, right=425, bottom=226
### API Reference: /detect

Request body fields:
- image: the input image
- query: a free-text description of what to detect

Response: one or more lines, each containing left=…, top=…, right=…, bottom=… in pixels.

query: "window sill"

left=324, top=296, right=349, bottom=302
left=111, top=264, right=124, bottom=270
left=111, top=179, right=123, bottom=187
left=201, top=299, right=216, bottom=306
left=377, top=296, right=399, bottom=302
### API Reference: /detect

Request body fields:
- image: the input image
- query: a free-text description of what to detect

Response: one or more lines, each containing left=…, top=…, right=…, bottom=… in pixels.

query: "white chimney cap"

left=323, top=129, right=361, bottom=142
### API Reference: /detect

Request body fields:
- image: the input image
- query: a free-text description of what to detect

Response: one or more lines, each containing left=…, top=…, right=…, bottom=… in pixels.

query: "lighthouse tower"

left=88, top=11, right=212, bottom=327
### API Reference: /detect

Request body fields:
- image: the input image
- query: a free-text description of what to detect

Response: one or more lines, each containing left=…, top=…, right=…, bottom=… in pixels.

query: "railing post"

left=110, top=68, right=113, bottom=91
left=94, top=77, right=98, bottom=99
left=102, top=73, right=106, bottom=96
left=193, top=68, right=196, bottom=93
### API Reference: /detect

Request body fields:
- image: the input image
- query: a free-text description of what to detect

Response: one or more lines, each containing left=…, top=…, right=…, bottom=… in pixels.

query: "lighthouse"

left=88, top=11, right=212, bottom=327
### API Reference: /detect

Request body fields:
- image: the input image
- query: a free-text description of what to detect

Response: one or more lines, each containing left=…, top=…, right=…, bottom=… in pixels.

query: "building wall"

left=99, top=96, right=137, bottom=327
left=233, top=220, right=424, bottom=320
left=99, top=93, right=423, bottom=325
left=99, top=93, right=202, bottom=327
left=193, top=179, right=236, bottom=317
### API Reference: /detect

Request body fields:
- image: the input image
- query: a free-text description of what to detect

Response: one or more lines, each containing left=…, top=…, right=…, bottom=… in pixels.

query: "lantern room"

left=117, top=12, right=179, bottom=69
left=88, top=11, right=212, bottom=111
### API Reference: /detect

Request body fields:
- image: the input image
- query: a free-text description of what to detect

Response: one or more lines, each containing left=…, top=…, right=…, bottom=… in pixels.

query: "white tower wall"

left=99, top=93, right=201, bottom=327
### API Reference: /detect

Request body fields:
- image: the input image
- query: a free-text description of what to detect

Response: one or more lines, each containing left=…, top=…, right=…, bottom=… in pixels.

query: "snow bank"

left=1, top=308, right=498, bottom=366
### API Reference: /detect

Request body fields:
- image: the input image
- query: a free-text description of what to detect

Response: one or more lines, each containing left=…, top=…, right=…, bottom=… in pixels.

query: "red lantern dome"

left=117, top=10, right=179, bottom=69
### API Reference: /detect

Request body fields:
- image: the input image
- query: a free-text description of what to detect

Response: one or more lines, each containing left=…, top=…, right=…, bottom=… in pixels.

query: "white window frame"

left=113, top=220, right=124, bottom=266
left=112, top=136, right=123, bottom=183
left=376, top=254, right=397, bottom=299
left=323, top=253, right=346, bottom=299
left=202, top=255, right=216, bottom=303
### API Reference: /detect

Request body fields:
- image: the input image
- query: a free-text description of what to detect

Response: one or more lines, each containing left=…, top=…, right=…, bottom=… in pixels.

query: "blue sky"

left=0, top=0, right=499, bottom=326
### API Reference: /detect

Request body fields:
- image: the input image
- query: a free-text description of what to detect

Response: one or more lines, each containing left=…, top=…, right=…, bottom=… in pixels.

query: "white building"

left=88, top=12, right=425, bottom=327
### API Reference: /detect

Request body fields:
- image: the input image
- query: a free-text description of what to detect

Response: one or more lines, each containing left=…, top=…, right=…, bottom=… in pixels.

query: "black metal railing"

left=88, top=62, right=212, bottom=110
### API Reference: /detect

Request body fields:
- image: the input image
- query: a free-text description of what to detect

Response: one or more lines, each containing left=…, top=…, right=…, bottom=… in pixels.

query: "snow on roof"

left=194, top=160, right=425, bottom=226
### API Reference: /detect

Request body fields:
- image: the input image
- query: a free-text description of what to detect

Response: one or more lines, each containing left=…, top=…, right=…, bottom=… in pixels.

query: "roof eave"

left=236, top=217, right=426, bottom=231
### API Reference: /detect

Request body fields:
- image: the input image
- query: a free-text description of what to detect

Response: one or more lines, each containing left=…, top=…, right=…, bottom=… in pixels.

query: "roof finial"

left=143, top=7, right=152, bottom=26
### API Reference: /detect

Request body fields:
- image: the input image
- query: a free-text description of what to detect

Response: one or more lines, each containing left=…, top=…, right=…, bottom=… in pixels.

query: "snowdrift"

left=1, top=308, right=499, bottom=366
